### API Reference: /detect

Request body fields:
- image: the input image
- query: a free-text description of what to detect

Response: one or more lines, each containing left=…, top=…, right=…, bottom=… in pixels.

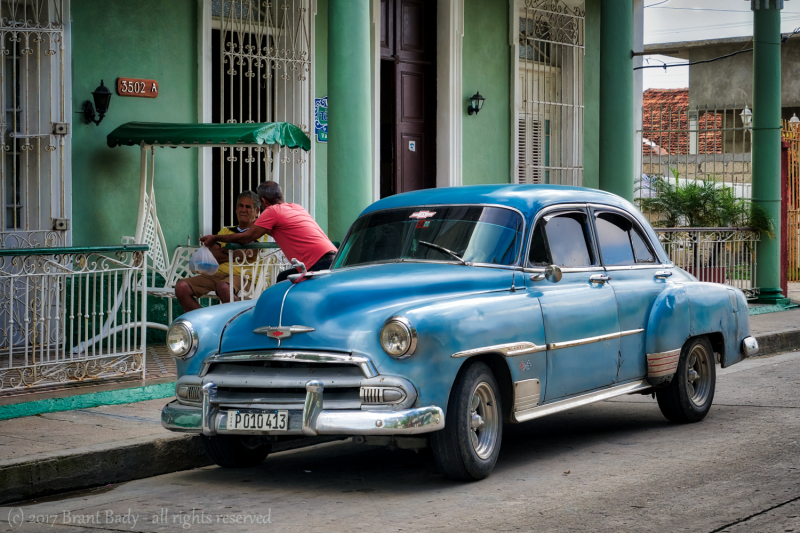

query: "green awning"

left=106, top=122, right=311, bottom=151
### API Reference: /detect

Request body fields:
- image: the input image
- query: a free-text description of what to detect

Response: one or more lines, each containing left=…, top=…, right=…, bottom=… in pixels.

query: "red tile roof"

left=642, top=88, right=724, bottom=156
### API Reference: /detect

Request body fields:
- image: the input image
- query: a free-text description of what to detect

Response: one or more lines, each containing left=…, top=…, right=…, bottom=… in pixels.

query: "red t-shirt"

left=254, top=203, right=336, bottom=269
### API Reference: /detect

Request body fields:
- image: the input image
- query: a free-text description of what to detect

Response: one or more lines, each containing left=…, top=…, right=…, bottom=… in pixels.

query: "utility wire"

left=635, top=27, right=800, bottom=71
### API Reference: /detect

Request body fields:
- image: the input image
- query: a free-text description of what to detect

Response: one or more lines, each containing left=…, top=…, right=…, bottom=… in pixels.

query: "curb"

left=0, top=435, right=346, bottom=505
left=753, top=328, right=800, bottom=357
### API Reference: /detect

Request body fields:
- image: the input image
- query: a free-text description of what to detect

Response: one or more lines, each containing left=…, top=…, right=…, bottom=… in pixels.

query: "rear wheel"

left=431, top=361, right=502, bottom=480
left=200, top=435, right=271, bottom=468
left=656, top=336, right=716, bottom=423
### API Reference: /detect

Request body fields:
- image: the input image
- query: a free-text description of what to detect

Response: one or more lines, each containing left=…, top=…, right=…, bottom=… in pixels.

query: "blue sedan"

left=162, top=185, right=758, bottom=480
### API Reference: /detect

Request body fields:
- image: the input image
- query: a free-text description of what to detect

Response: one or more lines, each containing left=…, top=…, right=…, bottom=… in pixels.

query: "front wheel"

left=656, top=336, right=716, bottom=423
left=431, top=361, right=502, bottom=480
left=200, top=435, right=271, bottom=468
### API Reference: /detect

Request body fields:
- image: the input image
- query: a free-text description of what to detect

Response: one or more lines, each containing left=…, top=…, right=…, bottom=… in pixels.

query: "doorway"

left=379, top=0, right=437, bottom=198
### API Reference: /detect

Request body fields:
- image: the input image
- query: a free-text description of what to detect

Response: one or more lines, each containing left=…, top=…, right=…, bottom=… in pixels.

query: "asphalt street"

left=2, top=350, right=800, bottom=533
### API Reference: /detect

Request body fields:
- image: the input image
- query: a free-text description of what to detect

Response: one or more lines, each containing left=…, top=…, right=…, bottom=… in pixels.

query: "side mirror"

left=545, top=264, right=562, bottom=283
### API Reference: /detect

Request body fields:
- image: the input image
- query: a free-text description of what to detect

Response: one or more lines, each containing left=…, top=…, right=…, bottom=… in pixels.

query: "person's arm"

left=209, top=244, right=229, bottom=264
left=200, top=225, right=268, bottom=247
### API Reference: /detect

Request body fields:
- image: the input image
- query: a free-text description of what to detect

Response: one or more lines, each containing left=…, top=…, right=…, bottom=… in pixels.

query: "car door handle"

left=589, top=274, right=611, bottom=284
left=655, top=270, right=673, bottom=280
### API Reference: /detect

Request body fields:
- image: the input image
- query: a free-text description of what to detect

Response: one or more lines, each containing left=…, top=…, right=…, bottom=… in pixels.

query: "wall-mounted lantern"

left=740, top=104, right=752, bottom=131
left=467, top=92, right=485, bottom=115
left=83, top=80, right=112, bottom=125
left=790, top=113, right=800, bottom=126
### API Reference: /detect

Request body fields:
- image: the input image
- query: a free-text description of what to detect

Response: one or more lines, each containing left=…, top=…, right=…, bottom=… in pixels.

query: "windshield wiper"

left=418, top=241, right=468, bottom=265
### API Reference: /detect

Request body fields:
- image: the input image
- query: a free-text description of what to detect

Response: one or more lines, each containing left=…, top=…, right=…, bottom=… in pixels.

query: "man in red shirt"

left=200, top=181, right=337, bottom=283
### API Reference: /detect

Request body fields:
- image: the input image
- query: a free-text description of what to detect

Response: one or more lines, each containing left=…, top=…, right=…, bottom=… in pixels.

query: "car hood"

left=219, top=262, right=515, bottom=355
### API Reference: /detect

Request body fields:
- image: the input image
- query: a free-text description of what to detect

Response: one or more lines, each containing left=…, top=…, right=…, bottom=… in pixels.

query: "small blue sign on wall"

left=314, top=96, right=328, bottom=143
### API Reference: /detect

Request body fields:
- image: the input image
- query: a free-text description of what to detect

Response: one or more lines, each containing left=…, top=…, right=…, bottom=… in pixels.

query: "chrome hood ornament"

left=253, top=325, right=316, bottom=339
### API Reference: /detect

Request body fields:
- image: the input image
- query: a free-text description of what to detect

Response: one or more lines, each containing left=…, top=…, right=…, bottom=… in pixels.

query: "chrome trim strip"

left=513, top=379, right=651, bottom=423
left=451, top=341, right=546, bottom=358
left=200, top=351, right=379, bottom=378
left=547, top=328, right=644, bottom=351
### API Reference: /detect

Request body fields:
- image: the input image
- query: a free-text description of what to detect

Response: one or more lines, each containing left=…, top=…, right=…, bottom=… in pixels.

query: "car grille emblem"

left=253, top=325, right=316, bottom=339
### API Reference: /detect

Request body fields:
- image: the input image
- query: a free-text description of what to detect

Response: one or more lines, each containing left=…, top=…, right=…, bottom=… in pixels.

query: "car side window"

left=529, top=211, right=595, bottom=267
left=595, top=212, right=655, bottom=266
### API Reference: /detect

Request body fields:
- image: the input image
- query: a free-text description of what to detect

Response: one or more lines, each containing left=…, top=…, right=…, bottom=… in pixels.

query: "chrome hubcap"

left=469, top=382, right=498, bottom=459
left=686, top=344, right=712, bottom=407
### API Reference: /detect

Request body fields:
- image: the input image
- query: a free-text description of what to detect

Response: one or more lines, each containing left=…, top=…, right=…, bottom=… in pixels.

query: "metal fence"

left=783, top=119, right=800, bottom=282
left=656, top=228, right=759, bottom=296
left=0, top=245, right=147, bottom=393
left=638, top=102, right=753, bottom=215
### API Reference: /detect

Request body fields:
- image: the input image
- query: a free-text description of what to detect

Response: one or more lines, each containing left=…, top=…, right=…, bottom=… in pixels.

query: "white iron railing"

left=0, top=245, right=147, bottom=392
left=656, top=228, right=760, bottom=296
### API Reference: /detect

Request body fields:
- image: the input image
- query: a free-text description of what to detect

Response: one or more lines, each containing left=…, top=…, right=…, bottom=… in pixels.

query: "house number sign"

left=116, top=77, right=158, bottom=98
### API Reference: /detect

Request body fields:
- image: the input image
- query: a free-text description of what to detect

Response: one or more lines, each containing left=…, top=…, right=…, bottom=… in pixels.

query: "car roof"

left=361, top=184, right=635, bottom=220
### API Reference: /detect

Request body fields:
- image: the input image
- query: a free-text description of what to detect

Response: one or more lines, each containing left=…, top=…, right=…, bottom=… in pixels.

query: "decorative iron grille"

left=0, top=0, right=67, bottom=248
left=517, top=0, right=584, bottom=186
left=0, top=247, right=147, bottom=392
left=211, top=0, right=313, bottom=230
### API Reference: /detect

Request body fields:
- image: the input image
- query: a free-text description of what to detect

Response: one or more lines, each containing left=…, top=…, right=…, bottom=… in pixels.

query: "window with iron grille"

left=516, top=0, right=583, bottom=186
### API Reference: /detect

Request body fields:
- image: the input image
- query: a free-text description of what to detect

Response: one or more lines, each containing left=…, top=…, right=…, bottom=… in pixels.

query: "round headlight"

left=167, top=320, right=197, bottom=360
left=380, top=316, right=417, bottom=359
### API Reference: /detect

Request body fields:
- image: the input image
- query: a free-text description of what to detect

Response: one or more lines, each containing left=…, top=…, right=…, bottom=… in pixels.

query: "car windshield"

left=333, top=206, right=524, bottom=268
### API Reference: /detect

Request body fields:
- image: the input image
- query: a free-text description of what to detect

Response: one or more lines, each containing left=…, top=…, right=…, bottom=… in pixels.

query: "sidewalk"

left=1, top=309, right=798, bottom=505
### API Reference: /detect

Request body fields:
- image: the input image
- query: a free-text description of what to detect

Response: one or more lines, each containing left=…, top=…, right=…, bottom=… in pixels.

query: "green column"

left=582, top=0, right=601, bottom=190
left=752, top=0, right=786, bottom=303
left=598, top=0, right=634, bottom=202
left=327, top=0, right=372, bottom=242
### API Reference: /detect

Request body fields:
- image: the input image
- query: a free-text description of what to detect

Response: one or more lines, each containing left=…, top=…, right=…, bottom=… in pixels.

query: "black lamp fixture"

left=83, top=80, right=112, bottom=125
left=467, top=91, right=485, bottom=115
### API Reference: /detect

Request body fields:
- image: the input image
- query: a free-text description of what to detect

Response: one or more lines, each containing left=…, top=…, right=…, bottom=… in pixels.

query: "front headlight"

left=167, top=319, right=197, bottom=360
left=380, top=316, right=417, bottom=359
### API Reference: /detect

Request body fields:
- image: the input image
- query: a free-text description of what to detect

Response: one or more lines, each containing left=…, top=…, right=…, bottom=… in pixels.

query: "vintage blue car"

left=161, top=185, right=759, bottom=480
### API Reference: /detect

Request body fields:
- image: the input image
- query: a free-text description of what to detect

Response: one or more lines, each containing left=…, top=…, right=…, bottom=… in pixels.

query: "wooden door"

left=381, top=0, right=436, bottom=196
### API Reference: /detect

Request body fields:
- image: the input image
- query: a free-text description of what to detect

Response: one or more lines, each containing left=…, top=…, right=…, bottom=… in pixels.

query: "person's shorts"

left=181, top=272, right=249, bottom=296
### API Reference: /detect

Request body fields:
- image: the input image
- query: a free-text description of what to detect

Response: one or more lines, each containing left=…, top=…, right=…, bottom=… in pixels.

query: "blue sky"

left=643, top=0, right=800, bottom=90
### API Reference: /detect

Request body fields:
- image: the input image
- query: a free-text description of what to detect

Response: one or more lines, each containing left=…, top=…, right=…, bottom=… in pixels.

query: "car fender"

left=645, top=282, right=743, bottom=382
left=368, top=290, right=546, bottom=416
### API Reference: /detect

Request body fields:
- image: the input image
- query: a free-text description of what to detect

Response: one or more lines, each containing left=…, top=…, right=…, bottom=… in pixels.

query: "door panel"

left=381, top=0, right=436, bottom=196
left=396, top=62, right=431, bottom=193
left=592, top=210, right=665, bottom=382
left=396, top=0, right=427, bottom=62
left=528, top=209, right=622, bottom=401
left=539, top=276, right=621, bottom=400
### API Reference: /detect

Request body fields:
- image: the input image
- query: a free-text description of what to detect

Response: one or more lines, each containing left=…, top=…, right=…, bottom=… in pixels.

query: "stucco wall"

left=461, top=0, right=511, bottom=185
left=689, top=39, right=800, bottom=109
left=70, top=0, right=198, bottom=250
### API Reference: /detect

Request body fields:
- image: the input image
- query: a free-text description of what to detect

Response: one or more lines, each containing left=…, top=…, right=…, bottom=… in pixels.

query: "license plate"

left=226, top=410, right=288, bottom=431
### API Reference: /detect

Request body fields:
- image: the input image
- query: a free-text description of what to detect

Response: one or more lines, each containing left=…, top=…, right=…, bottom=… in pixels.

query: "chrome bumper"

left=161, top=380, right=444, bottom=436
left=742, top=336, right=759, bottom=357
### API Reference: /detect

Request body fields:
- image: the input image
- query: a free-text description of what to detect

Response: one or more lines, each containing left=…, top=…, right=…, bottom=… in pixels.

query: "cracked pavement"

left=2, top=350, right=800, bottom=532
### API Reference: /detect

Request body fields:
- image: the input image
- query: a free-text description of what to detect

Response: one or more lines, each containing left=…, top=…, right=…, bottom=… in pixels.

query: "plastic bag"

left=189, top=245, right=219, bottom=276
